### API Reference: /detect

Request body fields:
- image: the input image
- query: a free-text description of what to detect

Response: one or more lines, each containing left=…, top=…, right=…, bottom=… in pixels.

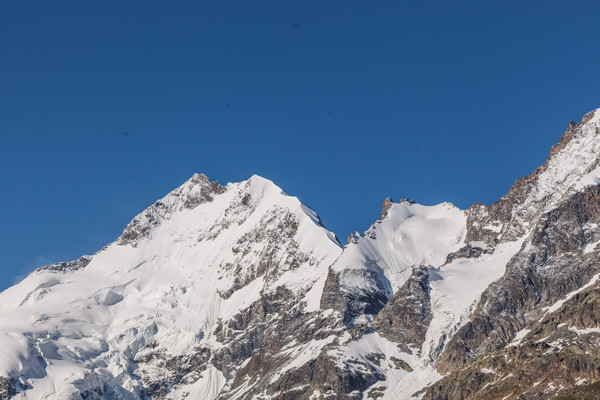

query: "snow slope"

left=332, top=201, right=466, bottom=304
left=0, top=178, right=535, bottom=400
left=326, top=236, right=525, bottom=400
left=0, top=174, right=342, bottom=399
left=2, top=108, right=600, bottom=400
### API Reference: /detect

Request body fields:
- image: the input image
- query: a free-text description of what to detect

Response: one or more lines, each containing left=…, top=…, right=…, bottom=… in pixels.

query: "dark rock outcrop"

left=423, top=279, right=600, bottom=400
left=372, top=266, right=432, bottom=350
left=380, top=197, right=393, bottom=220
left=465, top=109, right=599, bottom=246
left=119, top=174, right=225, bottom=246
left=37, top=255, right=92, bottom=273
left=438, top=185, right=600, bottom=373
left=0, top=377, right=16, bottom=399
left=320, top=267, right=389, bottom=326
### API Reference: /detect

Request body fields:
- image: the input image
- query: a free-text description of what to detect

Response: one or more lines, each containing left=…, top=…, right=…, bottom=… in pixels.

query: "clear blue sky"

left=2, top=1, right=600, bottom=290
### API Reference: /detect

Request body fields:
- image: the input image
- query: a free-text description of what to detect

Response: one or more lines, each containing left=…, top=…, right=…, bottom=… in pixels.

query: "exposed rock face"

left=465, top=110, right=600, bottom=246
left=372, top=266, right=431, bottom=350
left=219, top=207, right=310, bottom=299
left=423, top=279, right=600, bottom=400
left=321, top=198, right=465, bottom=330
left=320, top=267, right=389, bottom=325
left=38, top=255, right=92, bottom=273
left=308, top=350, right=385, bottom=399
left=0, top=377, right=17, bottom=399
left=135, top=344, right=211, bottom=398
left=438, top=184, right=600, bottom=373
left=2, top=109, right=600, bottom=399
left=118, top=173, right=226, bottom=246
left=427, top=109, right=600, bottom=377
left=346, top=232, right=360, bottom=245
left=0, top=174, right=345, bottom=400
left=380, top=197, right=393, bottom=220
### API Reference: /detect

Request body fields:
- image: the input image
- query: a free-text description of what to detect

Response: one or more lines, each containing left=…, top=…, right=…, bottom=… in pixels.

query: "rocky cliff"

left=1, top=109, right=600, bottom=399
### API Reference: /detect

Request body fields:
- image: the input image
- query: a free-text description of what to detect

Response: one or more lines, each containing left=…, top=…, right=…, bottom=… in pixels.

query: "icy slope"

left=320, top=200, right=467, bottom=325
left=0, top=174, right=342, bottom=399
left=311, top=108, right=600, bottom=400
left=335, top=200, right=466, bottom=293
left=316, top=228, right=525, bottom=400
left=2, top=108, right=600, bottom=400
left=430, top=108, right=600, bottom=373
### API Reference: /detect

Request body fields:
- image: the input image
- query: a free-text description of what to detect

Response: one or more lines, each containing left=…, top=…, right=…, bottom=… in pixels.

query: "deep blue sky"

left=2, top=1, right=600, bottom=290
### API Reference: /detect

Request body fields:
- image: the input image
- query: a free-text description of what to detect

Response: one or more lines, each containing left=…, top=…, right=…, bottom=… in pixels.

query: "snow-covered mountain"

left=2, top=108, right=600, bottom=399
left=0, top=174, right=342, bottom=399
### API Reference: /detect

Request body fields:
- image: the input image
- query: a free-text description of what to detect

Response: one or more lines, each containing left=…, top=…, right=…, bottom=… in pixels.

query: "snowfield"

left=2, top=108, right=600, bottom=399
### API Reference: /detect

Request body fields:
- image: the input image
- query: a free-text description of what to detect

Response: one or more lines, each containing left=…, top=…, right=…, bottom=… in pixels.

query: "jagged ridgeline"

left=1, top=109, right=600, bottom=399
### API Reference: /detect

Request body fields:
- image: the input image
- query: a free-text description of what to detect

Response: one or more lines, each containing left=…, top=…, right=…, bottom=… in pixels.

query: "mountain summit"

left=2, top=109, right=600, bottom=399
left=0, top=174, right=342, bottom=399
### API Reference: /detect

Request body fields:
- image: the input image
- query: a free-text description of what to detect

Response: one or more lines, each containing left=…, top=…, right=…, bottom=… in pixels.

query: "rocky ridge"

left=0, top=109, right=600, bottom=399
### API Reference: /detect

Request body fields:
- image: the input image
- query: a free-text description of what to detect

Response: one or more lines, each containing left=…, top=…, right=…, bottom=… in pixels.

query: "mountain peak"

left=528, top=107, right=600, bottom=204
left=548, top=108, right=599, bottom=160
left=582, top=107, right=600, bottom=125
left=189, top=172, right=209, bottom=182
left=4, top=110, right=600, bottom=400
left=117, top=173, right=226, bottom=246
left=380, top=197, right=393, bottom=220
left=465, top=108, right=600, bottom=244
left=0, top=171, right=343, bottom=398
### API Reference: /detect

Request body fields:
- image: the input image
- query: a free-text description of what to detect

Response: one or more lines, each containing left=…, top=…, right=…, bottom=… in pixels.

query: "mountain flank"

left=1, top=109, right=600, bottom=399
